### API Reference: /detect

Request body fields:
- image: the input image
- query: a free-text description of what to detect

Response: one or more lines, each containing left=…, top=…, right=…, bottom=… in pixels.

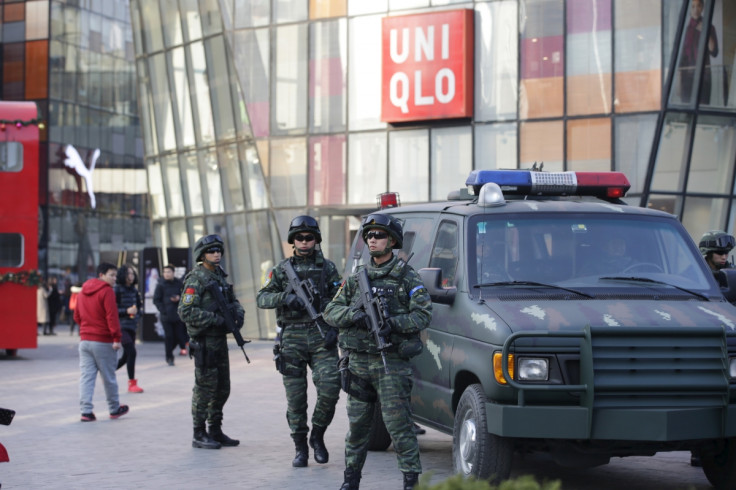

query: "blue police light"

left=466, top=170, right=630, bottom=199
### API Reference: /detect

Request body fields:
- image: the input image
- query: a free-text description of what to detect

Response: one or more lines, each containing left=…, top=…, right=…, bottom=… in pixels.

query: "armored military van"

left=346, top=170, right=736, bottom=489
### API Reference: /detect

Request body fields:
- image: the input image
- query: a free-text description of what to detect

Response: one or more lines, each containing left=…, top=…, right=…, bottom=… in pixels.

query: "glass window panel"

left=139, top=1, right=164, bottom=52
left=233, top=28, right=270, bottom=138
left=662, top=0, right=682, bottom=86
left=686, top=115, right=736, bottom=193
left=614, top=0, right=662, bottom=113
left=474, top=123, right=518, bottom=170
left=650, top=112, right=692, bottom=191
left=3, top=22, right=24, bottom=44
left=200, top=148, right=224, bottom=213
left=271, top=138, right=307, bottom=207
left=137, top=60, right=159, bottom=156
left=169, top=47, right=196, bottom=147
left=389, top=0, right=429, bottom=9
left=25, top=40, right=48, bottom=99
left=0, top=233, right=23, bottom=267
left=309, top=135, right=346, bottom=206
left=682, top=197, right=729, bottom=239
left=147, top=158, right=166, bottom=219
left=26, top=1, right=48, bottom=41
left=310, top=19, right=347, bottom=133
left=348, top=0, right=387, bottom=15
left=273, top=25, right=308, bottom=135
left=348, top=132, right=387, bottom=205
left=234, top=0, right=269, bottom=28
left=218, top=144, right=245, bottom=212
left=520, top=0, right=564, bottom=119
left=181, top=151, right=203, bottom=215
left=240, top=143, right=269, bottom=210
left=614, top=114, right=657, bottom=195
left=0, top=142, right=23, bottom=172
left=431, top=127, right=471, bottom=201
left=389, top=129, right=429, bottom=203
left=4, top=4, right=24, bottom=22
left=475, top=1, right=518, bottom=121
left=188, top=218, right=206, bottom=247
left=199, top=0, right=223, bottom=37
left=702, top=0, right=732, bottom=109
left=180, top=0, right=203, bottom=42
left=274, top=0, right=307, bottom=23
left=310, top=0, right=347, bottom=18
left=205, top=35, right=237, bottom=141
left=567, top=118, right=611, bottom=170
left=348, top=15, right=386, bottom=131
left=190, top=41, right=216, bottom=145
left=241, top=210, right=280, bottom=337
left=168, top=219, right=188, bottom=248
left=520, top=120, right=563, bottom=170
left=566, top=0, right=612, bottom=116
left=148, top=54, right=177, bottom=151
left=161, top=154, right=185, bottom=217
left=160, top=0, right=183, bottom=47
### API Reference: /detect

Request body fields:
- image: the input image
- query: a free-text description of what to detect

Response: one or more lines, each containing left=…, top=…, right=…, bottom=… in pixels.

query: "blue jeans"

left=79, top=341, right=121, bottom=414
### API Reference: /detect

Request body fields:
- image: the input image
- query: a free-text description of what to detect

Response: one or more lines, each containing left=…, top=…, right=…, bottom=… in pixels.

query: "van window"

left=429, top=221, right=459, bottom=287
left=0, top=141, right=23, bottom=172
left=0, top=233, right=24, bottom=267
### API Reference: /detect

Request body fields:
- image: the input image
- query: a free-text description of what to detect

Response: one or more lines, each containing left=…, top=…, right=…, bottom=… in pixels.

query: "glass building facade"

left=1, top=0, right=148, bottom=286
left=122, top=0, right=734, bottom=339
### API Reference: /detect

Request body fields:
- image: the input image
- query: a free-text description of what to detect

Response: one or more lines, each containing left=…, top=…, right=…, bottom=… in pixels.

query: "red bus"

left=0, top=101, right=40, bottom=355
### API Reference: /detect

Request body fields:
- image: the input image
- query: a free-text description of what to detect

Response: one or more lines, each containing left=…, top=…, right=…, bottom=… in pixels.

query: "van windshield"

left=469, top=214, right=715, bottom=293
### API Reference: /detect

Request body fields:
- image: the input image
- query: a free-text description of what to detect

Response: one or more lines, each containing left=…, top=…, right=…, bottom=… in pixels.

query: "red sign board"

left=381, top=9, right=474, bottom=123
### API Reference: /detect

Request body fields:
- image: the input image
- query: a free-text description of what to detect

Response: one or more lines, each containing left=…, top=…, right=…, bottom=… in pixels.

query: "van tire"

left=453, top=384, right=512, bottom=483
left=367, top=401, right=392, bottom=451
left=701, top=438, right=736, bottom=490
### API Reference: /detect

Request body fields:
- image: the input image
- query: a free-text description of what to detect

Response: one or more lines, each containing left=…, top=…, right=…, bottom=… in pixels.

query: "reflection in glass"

left=273, top=25, right=307, bottom=135
left=389, top=130, right=429, bottom=203
left=148, top=54, right=177, bottom=151
left=190, top=42, right=216, bottom=144
left=271, top=138, right=307, bottom=207
left=520, top=121, right=563, bottom=170
left=180, top=151, right=203, bottom=215
left=310, top=19, right=347, bottom=133
left=474, top=123, right=517, bottom=170
left=650, top=112, right=692, bottom=192
left=240, top=144, right=268, bottom=210
left=686, top=116, right=736, bottom=193
left=566, top=118, right=611, bottom=171
left=681, top=196, right=728, bottom=238
left=169, top=47, right=195, bottom=147
left=169, top=219, right=188, bottom=248
left=205, top=35, right=236, bottom=141
left=200, top=149, right=224, bottom=213
left=160, top=0, right=183, bottom=47
left=180, top=0, right=203, bottom=42
left=475, top=1, right=518, bottom=121
left=161, top=154, right=185, bottom=217
left=233, top=29, right=270, bottom=138
left=614, top=114, right=657, bottom=195
left=139, top=2, right=164, bottom=53
left=309, top=135, right=346, bottom=206
left=147, top=158, right=166, bottom=219
left=273, top=0, right=307, bottom=23
left=348, top=132, right=387, bottom=205
left=431, top=127, right=471, bottom=201
left=348, top=15, right=385, bottom=131
left=218, top=144, right=245, bottom=212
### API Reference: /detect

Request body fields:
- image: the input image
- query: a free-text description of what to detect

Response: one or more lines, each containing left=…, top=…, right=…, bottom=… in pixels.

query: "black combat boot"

left=209, top=424, right=240, bottom=447
left=403, top=472, right=419, bottom=490
left=292, top=434, right=309, bottom=467
left=309, top=425, right=329, bottom=464
left=339, top=467, right=361, bottom=490
left=192, top=427, right=221, bottom=449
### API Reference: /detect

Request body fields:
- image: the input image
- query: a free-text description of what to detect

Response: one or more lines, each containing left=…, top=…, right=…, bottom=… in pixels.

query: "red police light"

left=377, top=192, right=400, bottom=209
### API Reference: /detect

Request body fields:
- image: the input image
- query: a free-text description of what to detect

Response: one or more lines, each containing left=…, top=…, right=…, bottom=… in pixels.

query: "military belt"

left=282, top=322, right=314, bottom=328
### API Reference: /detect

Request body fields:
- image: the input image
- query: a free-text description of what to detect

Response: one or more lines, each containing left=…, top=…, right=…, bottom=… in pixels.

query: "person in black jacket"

left=115, top=265, right=144, bottom=393
left=153, top=264, right=190, bottom=366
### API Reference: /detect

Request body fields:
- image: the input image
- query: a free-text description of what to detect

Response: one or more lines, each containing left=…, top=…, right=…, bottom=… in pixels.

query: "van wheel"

left=453, top=384, right=512, bottom=483
left=368, top=401, right=392, bottom=451
left=701, top=438, right=736, bottom=490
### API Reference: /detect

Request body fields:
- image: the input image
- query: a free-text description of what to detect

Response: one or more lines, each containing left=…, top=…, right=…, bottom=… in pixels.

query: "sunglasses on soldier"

left=365, top=231, right=389, bottom=240
left=294, top=234, right=315, bottom=242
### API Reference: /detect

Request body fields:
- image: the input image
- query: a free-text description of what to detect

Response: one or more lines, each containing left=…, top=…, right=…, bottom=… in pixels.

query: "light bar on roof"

left=466, top=170, right=630, bottom=199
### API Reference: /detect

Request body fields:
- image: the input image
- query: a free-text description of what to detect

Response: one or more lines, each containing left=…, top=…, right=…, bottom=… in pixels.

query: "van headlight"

left=518, top=358, right=549, bottom=381
left=730, top=357, right=736, bottom=380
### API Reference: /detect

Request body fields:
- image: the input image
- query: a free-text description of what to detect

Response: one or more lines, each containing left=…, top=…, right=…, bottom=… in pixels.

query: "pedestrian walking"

left=37, top=279, right=50, bottom=336
left=154, top=264, right=190, bottom=366
left=75, top=262, right=129, bottom=422
left=115, top=265, right=144, bottom=393
left=256, top=215, right=342, bottom=467
left=178, top=234, right=245, bottom=449
left=324, top=214, right=432, bottom=490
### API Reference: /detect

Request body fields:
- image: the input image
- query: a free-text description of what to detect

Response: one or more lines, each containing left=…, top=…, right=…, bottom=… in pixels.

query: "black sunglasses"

left=294, top=234, right=315, bottom=242
left=365, top=231, right=389, bottom=240
left=206, top=247, right=223, bottom=254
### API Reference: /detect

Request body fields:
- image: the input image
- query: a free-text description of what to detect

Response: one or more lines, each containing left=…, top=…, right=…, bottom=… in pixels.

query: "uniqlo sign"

left=381, top=9, right=474, bottom=123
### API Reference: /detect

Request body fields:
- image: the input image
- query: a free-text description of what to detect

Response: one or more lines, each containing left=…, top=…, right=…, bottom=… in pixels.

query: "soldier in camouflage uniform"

left=256, top=215, right=342, bottom=467
left=324, top=214, right=432, bottom=490
left=178, top=234, right=245, bottom=450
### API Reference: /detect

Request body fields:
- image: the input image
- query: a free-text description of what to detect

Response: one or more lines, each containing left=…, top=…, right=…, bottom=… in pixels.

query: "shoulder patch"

left=333, top=280, right=346, bottom=300
left=263, top=269, right=273, bottom=287
left=182, top=287, right=196, bottom=305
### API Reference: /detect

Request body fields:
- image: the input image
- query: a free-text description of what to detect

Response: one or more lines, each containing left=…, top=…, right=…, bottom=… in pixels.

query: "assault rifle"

left=282, top=260, right=327, bottom=338
left=206, top=281, right=251, bottom=363
left=355, top=268, right=392, bottom=374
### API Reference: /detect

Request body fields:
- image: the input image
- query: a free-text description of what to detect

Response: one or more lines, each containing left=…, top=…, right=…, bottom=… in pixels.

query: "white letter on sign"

left=415, top=71, right=434, bottom=106
left=415, top=26, right=434, bottom=62
left=436, top=68, right=455, bottom=103
left=390, top=28, right=409, bottom=64
left=442, top=24, right=449, bottom=60
left=390, top=72, right=410, bottom=113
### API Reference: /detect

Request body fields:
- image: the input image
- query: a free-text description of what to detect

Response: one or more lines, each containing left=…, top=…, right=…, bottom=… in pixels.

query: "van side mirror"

left=714, top=269, right=736, bottom=303
left=418, top=268, right=456, bottom=305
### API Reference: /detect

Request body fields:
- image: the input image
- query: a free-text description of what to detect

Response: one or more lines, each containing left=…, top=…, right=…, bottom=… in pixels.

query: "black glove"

left=351, top=310, right=368, bottom=329
left=228, top=303, right=244, bottom=328
left=285, top=294, right=306, bottom=311
left=378, top=318, right=393, bottom=339
left=323, top=327, right=338, bottom=349
left=214, top=315, right=226, bottom=327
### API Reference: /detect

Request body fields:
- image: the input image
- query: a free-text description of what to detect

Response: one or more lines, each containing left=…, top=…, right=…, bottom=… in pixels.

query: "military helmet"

left=287, top=215, right=322, bottom=244
left=699, top=230, right=735, bottom=257
left=362, top=213, right=403, bottom=249
left=193, top=234, right=225, bottom=262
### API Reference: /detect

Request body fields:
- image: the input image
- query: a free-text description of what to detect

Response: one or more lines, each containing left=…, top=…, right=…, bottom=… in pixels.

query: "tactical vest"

left=183, top=265, right=232, bottom=337
left=278, top=252, right=329, bottom=324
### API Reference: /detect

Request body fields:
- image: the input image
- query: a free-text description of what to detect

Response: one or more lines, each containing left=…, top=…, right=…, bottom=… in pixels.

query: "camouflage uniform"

left=323, top=254, right=432, bottom=475
left=178, top=264, right=245, bottom=431
left=256, top=250, right=342, bottom=439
